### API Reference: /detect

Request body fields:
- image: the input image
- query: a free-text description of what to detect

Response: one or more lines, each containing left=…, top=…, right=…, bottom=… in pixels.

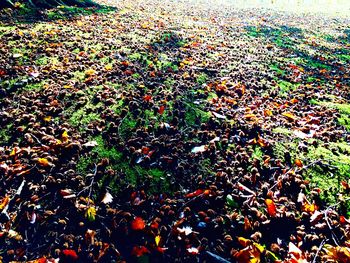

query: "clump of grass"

left=77, top=135, right=169, bottom=194
left=119, top=113, right=138, bottom=139
left=185, top=103, right=211, bottom=126
left=196, top=73, right=208, bottom=85
left=272, top=127, right=292, bottom=135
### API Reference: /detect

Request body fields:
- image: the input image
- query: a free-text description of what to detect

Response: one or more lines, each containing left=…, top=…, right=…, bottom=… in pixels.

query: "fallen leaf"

left=282, top=112, right=297, bottom=121
left=191, top=145, right=206, bottom=153
left=131, top=217, right=146, bottom=230
left=265, top=199, right=277, bottom=217
left=158, top=105, right=165, bottom=114
left=295, top=159, right=303, bottom=168
left=0, top=196, right=10, bottom=211
left=131, top=246, right=150, bottom=257
left=101, top=192, right=113, bottom=204
left=155, top=235, right=161, bottom=246
left=37, top=158, right=50, bottom=167
left=62, top=249, right=79, bottom=261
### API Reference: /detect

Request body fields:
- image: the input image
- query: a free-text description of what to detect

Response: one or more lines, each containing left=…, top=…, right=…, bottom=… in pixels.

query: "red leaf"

left=341, top=181, right=349, bottom=190
left=185, top=189, right=203, bottom=198
left=62, top=249, right=79, bottom=261
left=143, top=95, right=152, bottom=102
left=158, top=105, right=165, bottom=115
left=131, top=246, right=150, bottom=257
left=131, top=217, right=146, bottom=231
left=340, top=216, right=347, bottom=224
left=265, top=199, right=277, bottom=217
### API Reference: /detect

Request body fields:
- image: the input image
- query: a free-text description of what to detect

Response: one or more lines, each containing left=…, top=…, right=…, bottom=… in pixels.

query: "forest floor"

left=0, top=0, right=350, bottom=262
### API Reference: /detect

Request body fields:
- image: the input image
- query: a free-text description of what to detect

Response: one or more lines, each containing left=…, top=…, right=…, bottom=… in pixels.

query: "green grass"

left=73, top=71, right=86, bottom=81
left=270, top=64, right=285, bottom=76
left=311, top=100, right=350, bottom=130
left=0, top=124, right=13, bottom=145
left=23, top=82, right=45, bottom=92
left=272, top=127, right=293, bottom=135
left=0, top=25, right=16, bottom=37
left=119, top=113, right=138, bottom=139
left=185, top=103, right=211, bottom=126
left=277, top=80, right=299, bottom=94
left=273, top=138, right=350, bottom=207
left=196, top=73, right=208, bottom=85
left=77, top=135, right=169, bottom=194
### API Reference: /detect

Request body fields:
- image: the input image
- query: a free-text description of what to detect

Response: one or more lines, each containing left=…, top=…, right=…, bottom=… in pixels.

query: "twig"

left=87, top=164, right=98, bottom=206
left=77, top=164, right=98, bottom=198
left=324, top=207, right=340, bottom=246
left=312, top=238, right=327, bottom=263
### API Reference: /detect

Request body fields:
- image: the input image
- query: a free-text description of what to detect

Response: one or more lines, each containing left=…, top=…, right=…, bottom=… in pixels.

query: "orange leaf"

left=0, top=196, right=10, bottom=211
left=341, top=181, right=349, bottom=190
left=295, top=159, right=303, bottom=168
left=185, top=189, right=203, bottom=198
left=28, top=258, right=47, bottom=263
left=290, top=98, right=298, bottom=104
left=265, top=199, right=277, bottom=217
left=264, top=109, right=272, bottom=117
left=302, top=203, right=316, bottom=213
left=38, top=158, right=50, bottom=167
left=131, top=217, right=146, bottom=231
left=43, top=116, right=51, bottom=122
left=62, top=249, right=79, bottom=260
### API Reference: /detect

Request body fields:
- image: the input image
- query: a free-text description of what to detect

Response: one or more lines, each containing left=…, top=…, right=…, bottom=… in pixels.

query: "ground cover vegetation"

left=0, top=0, right=350, bottom=262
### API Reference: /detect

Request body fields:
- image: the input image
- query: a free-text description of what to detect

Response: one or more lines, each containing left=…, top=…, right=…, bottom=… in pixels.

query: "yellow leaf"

left=182, top=72, right=190, bottom=79
left=238, top=236, right=251, bottom=247
left=253, top=242, right=265, bottom=253
left=38, top=158, right=50, bottom=167
left=85, top=68, right=96, bottom=76
left=105, top=64, right=113, bottom=71
left=282, top=112, right=297, bottom=121
left=43, top=116, right=52, bottom=122
left=77, top=20, right=83, bottom=27
left=62, top=130, right=69, bottom=142
left=155, top=235, right=161, bottom=246
left=85, top=207, right=96, bottom=222
left=10, top=148, right=17, bottom=157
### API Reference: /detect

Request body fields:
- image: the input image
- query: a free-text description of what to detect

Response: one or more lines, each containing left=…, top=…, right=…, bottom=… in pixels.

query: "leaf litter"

left=0, top=0, right=350, bottom=262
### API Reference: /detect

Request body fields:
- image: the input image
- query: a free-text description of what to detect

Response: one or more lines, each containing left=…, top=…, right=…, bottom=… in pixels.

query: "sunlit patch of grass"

left=272, top=127, right=293, bottom=135
left=196, top=73, right=208, bottom=85
left=270, top=64, right=285, bottom=76
left=184, top=103, right=211, bottom=126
